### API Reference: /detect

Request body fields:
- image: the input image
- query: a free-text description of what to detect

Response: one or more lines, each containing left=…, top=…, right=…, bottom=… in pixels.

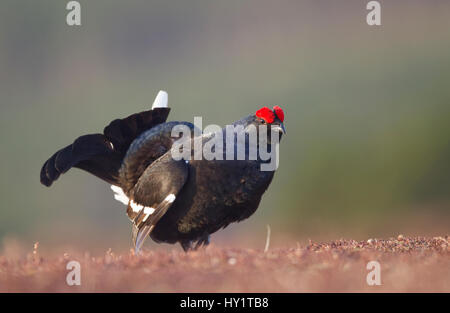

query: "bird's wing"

left=129, top=154, right=189, bottom=253
left=117, top=120, right=195, bottom=193
left=40, top=92, right=170, bottom=187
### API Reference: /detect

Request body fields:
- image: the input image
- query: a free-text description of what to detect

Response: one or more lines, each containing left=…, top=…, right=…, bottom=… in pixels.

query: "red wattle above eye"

left=255, top=107, right=275, bottom=124
left=273, top=105, right=284, bottom=122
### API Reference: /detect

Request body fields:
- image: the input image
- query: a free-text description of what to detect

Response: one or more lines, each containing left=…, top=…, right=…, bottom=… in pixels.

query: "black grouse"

left=40, top=91, right=286, bottom=252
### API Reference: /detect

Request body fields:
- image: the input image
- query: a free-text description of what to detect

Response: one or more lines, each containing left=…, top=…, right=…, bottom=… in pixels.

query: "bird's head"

left=254, top=105, right=286, bottom=142
left=231, top=105, right=286, bottom=144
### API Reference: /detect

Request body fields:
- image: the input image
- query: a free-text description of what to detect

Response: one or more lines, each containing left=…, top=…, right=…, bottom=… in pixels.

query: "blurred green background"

left=0, top=0, right=449, bottom=252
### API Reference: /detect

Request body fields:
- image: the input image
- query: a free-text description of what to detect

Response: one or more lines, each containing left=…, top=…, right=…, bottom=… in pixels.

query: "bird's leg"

left=180, top=236, right=209, bottom=252
left=180, top=240, right=193, bottom=252
left=194, top=233, right=210, bottom=250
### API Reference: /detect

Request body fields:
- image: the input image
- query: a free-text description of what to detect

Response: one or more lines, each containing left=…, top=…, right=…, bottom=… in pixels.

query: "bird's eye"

left=261, top=119, right=266, bottom=124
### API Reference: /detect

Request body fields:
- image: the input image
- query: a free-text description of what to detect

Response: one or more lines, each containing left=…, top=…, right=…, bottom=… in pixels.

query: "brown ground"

left=0, top=235, right=448, bottom=292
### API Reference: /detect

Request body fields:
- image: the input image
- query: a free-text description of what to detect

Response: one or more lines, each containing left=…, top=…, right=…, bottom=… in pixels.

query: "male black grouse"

left=40, top=91, right=286, bottom=252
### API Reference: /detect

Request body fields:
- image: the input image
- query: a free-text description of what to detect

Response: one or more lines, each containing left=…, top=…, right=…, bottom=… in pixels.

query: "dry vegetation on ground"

left=0, top=236, right=448, bottom=292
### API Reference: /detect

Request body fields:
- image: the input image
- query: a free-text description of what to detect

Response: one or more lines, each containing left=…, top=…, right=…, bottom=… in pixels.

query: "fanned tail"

left=40, top=91, right=170, bottom=187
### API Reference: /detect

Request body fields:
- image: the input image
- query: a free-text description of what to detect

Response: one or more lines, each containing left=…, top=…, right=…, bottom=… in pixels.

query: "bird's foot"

left=180, top=234, right=210, bottom=252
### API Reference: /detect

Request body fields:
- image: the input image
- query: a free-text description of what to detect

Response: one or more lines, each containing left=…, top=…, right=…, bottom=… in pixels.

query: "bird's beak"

left=272, top=123, right=286, bottom=135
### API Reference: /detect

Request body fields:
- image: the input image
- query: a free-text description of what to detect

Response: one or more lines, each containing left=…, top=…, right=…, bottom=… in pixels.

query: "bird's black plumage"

left=40, top=107, right=170, bottom=187
left=40, top=92, right=285, bottom=252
